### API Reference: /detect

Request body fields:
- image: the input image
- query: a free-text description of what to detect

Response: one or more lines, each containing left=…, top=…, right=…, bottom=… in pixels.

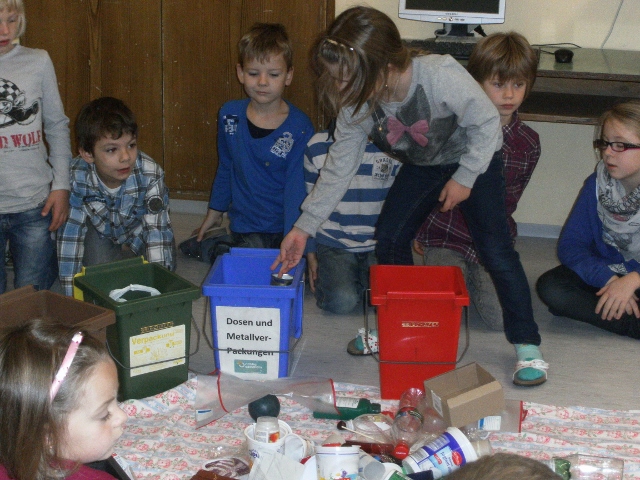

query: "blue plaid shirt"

left=57, top=151, right=175, bottom=295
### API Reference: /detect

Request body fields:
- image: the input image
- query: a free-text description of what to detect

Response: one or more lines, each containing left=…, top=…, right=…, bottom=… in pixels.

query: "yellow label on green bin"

left=129, top=325, right=186, bottom=377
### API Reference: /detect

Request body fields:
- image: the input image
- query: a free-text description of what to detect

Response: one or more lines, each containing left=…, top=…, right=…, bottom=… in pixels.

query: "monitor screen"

left=399, top=0, right=505, bottom=25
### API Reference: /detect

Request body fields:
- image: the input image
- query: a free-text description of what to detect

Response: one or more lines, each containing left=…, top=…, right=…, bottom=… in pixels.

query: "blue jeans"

left=375, top=153, right=540, bottom=345
left=315, top=244, right=376, bottom=314
left=0, top=204, right=57, bottom=294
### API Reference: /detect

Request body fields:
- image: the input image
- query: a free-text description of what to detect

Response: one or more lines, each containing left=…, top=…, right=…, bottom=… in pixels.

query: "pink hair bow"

left=386, top=116, right=429, bottom=147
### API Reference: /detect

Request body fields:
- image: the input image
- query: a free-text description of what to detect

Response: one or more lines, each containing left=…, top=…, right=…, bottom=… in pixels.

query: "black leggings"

left=537, top=265, right=640, bottom=339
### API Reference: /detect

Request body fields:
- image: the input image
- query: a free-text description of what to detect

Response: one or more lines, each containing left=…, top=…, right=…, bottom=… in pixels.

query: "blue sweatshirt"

left=558, top=172, right=640, bottom=288
left=209, top=99, right=314, bottom=236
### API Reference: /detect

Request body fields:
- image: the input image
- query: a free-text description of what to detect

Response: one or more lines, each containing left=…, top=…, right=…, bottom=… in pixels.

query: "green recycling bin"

left=73, top=257, right=200, bottom=400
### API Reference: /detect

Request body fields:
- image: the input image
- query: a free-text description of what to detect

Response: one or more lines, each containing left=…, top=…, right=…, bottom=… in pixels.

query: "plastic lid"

left=392, top=441, right=410, bottom=459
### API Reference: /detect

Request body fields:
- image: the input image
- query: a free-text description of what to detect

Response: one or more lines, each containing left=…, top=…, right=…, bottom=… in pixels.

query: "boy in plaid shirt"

left=57, top=97, right=175, bottom=295
left=414, top=32, right=540, bottom=331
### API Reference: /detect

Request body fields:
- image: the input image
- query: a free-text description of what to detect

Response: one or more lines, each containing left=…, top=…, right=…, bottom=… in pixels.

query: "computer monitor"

left=399, top=0, right=506, bottom=37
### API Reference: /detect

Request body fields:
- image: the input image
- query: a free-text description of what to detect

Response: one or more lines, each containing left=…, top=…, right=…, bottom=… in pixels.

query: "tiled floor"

left=171, top=212, right=640, bottom=412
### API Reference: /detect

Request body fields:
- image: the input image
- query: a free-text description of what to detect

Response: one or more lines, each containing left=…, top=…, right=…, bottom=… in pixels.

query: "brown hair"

left=0, top=0, right=26, bottom=38
left=466, top=32, right=538, bottom=99
left=0, top=319, right=111, bottom=480
left=75, top=96, right=138, bottom=154
left=237, top=23, right=293, bottom=70
left=311, top=6, right=412, bottom=118
left=446, top=453, right=560, bottom=480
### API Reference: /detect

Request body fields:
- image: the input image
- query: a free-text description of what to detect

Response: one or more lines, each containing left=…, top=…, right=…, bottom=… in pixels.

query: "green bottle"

left=313, top=396, right=381, bottom=420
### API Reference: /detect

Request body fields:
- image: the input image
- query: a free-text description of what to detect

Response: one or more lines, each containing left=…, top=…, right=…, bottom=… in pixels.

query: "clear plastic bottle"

left=391, top=388, right=426, bottom=459
left=313, top=396, right=382, bottom=420
left=543, top=454, right=624, bottom=480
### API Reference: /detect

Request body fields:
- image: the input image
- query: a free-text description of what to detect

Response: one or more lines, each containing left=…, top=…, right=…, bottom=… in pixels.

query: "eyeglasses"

left=593, top=139, right=640, bottom=152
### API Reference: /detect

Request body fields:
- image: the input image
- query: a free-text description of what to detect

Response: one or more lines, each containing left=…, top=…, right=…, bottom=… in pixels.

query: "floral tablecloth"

left=116, top=377, right=640, bottom=479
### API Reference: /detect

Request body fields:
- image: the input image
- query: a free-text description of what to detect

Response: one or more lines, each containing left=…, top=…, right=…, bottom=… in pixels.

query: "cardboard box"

left=0, top=286, right=115, bottom=342
left=423, top=362, right=504, bottom=428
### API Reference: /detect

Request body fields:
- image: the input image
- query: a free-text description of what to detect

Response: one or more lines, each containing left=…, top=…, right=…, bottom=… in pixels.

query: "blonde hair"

left=311, top=6, right=412, bottom=118
left=446, top=453, right=560, bottom=480
left=0, top=319, right=111, bottom=480
left=237, top=23, right=293, bottom=70
left=466, top=31, right=538, bottom=98
left=597, top=100, right=640, bottom=142
left=0, top=0, right=26, bottom=38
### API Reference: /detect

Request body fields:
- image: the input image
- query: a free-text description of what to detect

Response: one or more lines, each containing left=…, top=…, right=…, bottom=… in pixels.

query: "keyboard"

left=420, top=37, right=478, bottom=60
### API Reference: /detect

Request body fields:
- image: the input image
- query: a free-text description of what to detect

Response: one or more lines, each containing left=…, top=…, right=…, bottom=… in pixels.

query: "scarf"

left=596, top=160, right=640, bottom=265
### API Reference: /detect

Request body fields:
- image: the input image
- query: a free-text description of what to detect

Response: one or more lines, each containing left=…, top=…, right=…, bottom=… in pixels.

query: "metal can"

left=270, top=272, right=293, bottom=286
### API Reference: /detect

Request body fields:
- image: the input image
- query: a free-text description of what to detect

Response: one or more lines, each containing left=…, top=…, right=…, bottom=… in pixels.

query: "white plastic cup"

left=316, top=445, right=360, bottom=480
left=402, top=427, right=478, bottom=478
left=363, top=460, right=412, bottom=480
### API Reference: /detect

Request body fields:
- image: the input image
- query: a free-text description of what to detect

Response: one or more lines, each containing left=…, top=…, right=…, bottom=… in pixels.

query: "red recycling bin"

left=369, top=265, right=469, bottom=399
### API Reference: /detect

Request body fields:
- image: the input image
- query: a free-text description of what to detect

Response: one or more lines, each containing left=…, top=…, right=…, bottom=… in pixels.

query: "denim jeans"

left=537, top=265, right=640, bottom=339
left=315, top=244, right=376, bottom=314
left=0, top=204, right=57, bottom=294
left=375, top=153, right=540, bottom=345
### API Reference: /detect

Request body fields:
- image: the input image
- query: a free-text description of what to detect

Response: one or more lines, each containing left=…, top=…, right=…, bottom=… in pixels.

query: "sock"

left=514, top=344, right=545, bottom=382
left=355, top=329, right=378, bottom=353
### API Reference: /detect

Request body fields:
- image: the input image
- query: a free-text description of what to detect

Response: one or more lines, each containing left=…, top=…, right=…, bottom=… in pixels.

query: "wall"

left=336, top=1, right=640, bottom=233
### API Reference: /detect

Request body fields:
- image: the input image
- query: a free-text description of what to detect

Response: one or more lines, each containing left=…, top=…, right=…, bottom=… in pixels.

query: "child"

left=0, top=319, right=127, bottom=479
left=537, top=100, right=640, bottom=339
left=275, top=7, right=548, bottom=386
left=193, top=23, right=313, bottom=250
left=0, top=0, right=72, bottom=294
left=57, top=97, right=175, bottom=296
left=305, top=123, right=401, bottom=315
left=446, top=453, right=560, bottom=480
left=413, top=32, right=540, bottom=332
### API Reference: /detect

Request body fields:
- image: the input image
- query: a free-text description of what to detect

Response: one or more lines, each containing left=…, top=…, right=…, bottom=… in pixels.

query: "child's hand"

left=412, top=239, right=424, bottom=256
left=272, top=227, right=309, bottom=275
left=438, top=179, right=470, bottom=212
left=42, top=189, right=70, bottom=231
left=596, top=273, right=640, bottom=320
left=196, top=209, right=224, bottom=241
left=306, top=252, right=318, bottom=293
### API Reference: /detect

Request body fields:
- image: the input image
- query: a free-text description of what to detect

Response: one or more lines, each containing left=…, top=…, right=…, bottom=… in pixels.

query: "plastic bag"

left=194, top=372, right=338, bottom=428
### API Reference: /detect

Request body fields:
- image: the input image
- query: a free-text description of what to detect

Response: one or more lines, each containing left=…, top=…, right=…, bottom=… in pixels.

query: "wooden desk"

left=520, top=48, right=640, bottom=125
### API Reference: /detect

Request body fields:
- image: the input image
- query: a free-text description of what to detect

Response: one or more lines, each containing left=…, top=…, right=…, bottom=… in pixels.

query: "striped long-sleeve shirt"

left=304, top=131, right=401, bottom=252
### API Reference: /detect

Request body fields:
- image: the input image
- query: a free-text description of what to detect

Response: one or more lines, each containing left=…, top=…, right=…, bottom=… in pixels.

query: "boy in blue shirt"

left=57, top=97, right=175, bottom=296
left=193, top=23, right=313, bottom=250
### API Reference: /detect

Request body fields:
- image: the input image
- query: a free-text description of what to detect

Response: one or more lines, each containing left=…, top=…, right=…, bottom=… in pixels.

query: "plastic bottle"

left=391, top=388, right=426, bottom=459
left=253, top=416, right=280, bottom=443
left=402, top=427, right=492, bottom=478
left=313, top=396, right=382, bottom=420
left=543, top=454, right=624, bottom=480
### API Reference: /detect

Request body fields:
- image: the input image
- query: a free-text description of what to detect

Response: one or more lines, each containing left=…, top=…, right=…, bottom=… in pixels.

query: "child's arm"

left=558, top=174, right=626, bottom=287
left=196, top=209, right=224, bottom=240
left=40, top=50, right=72, bottom=230
left=57, top=203, right=88, bottom=296
left=134, top=162, right=175, bottom=271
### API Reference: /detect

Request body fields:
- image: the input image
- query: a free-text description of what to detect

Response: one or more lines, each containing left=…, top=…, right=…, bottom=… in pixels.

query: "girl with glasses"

left=537, top=100, right=640, bottom=338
